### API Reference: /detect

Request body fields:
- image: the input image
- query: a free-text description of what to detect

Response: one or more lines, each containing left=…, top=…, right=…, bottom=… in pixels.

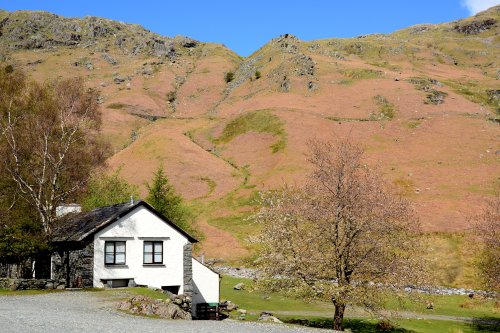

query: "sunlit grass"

left=214, top=110, right=287, bottom=153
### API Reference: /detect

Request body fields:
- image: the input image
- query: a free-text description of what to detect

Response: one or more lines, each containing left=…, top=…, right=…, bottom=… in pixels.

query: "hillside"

left=1, top=7, right=499, bottom=280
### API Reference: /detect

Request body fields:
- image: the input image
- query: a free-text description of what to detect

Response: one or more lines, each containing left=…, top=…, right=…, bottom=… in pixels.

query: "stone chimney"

left=55, top=204, right=82, bottom=218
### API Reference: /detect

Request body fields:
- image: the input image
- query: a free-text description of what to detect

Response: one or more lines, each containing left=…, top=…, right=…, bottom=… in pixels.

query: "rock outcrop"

left=118, top=295, right=192, bottom=320
left=0, top=10, right=199, bottom=57
left=454, top=18, right=497, bottom=34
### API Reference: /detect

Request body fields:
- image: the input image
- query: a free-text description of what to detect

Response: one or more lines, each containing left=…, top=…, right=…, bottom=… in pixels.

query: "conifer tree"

left=146, top=165, right=194, bottom=234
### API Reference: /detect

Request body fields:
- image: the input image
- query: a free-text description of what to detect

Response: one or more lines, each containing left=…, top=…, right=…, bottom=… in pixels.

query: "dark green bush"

left=225, top=71, right=235, bottom=83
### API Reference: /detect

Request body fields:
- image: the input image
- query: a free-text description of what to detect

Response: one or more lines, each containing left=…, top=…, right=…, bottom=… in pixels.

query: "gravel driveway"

left=0, top=291, right=327, bottom=333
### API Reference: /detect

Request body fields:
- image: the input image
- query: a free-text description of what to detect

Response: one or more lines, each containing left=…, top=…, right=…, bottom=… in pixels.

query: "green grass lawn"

left=395, top=318, right=499, bottom=333
left=0, top=289, right=65, bottom=296
left=384, top=294, right=500, bottom=319
left=280, top=317, right=499, bottom=333
left=220, top=275, right=500, bottom=332
left=220, top=276, right=332, bottom=314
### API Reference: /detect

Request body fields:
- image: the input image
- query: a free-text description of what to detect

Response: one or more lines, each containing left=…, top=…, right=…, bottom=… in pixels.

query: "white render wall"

left=93, top=206, right=188, bottom=292
left=192, top=258, right=220, bottom=314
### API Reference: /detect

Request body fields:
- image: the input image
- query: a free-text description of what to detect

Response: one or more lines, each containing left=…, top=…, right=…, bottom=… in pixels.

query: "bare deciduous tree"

left=473, top=196, right=500, bottom=291
left=254, top=138, right=426, bottom=331
left=0, top=67, right=108, bottom=238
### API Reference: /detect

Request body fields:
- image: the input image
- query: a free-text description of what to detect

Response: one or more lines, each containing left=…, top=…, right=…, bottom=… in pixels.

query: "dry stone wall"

left=0, top=278, right=66, bottom=290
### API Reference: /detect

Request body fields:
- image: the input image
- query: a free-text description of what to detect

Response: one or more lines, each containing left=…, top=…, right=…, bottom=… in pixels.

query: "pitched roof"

left=52, top=200, right=197, bottom=243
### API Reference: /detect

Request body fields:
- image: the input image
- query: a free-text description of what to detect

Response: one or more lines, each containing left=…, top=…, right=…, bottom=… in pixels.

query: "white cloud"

left=461, top=0, right=500, bottom=14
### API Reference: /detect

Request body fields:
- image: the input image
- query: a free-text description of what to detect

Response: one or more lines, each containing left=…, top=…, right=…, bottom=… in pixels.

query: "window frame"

left=104, top=241, right=126, bottom=265
left=143, top=241, right=163, bottom=265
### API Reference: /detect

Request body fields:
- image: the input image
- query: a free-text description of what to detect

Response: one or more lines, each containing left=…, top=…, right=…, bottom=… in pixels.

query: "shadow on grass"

left=281, top=317, right=412, bottom=332
left=470, top=316, right=500, bottom=332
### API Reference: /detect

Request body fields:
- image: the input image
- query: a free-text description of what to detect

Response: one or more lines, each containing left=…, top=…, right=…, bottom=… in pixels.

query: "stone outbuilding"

left=51, top=200, right=219, bottom=316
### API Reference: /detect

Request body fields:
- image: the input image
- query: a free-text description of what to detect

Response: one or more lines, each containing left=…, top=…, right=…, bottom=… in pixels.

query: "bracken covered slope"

left=1, top=7, right=499, bottom=264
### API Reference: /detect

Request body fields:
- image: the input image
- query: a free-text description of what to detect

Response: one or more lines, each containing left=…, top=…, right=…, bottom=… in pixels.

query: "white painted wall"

left=93, top=206, right=188, bottom=292
left=192, top=258, right=220, bottom=315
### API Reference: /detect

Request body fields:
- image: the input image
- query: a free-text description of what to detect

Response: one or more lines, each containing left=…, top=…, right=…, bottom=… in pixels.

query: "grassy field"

left=280, top=317, right=499, bottom=333
left=220, top=275, right=500, bottom=332
left=220, top=276, right=333, bottom=314
left=384, top=294, right=499, bottom=318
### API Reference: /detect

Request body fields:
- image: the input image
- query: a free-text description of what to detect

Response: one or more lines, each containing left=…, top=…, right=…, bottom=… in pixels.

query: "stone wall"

left=0, top=277, right=66, bottom=290
left=51, top=241, right=94, bottom=288
left=183, top=242, right=193, bottom=297
left=0, top=262, right=33, bottom=279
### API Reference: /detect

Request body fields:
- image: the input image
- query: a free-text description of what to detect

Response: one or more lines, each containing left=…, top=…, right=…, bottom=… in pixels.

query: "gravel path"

left=0, top=292, right=328, bottom=333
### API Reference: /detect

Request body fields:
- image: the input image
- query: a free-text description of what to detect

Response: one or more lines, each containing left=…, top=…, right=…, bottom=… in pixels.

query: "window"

left=104, top=241, right=126, bottom=265
left=144, top=241, right=163, bottom=264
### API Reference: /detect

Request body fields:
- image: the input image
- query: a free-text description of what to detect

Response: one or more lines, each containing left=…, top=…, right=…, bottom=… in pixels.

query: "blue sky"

left=0, top=0, right=498, bottom=56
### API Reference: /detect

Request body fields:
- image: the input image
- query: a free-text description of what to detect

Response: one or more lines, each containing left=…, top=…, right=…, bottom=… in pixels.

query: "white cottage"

left=51, top=200, right=219, bottom=316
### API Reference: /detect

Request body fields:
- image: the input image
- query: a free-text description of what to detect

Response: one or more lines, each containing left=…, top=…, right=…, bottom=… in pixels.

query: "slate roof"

left=52, top=200, right=197, bottom=243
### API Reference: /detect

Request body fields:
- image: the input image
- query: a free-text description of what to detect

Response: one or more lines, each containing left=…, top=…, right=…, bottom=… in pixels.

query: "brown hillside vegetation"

left=1, top=7, right=499, bottom=271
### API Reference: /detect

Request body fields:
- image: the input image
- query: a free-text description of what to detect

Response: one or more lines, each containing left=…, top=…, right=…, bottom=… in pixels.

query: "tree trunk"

left=333, top=301, right=346, bottom=331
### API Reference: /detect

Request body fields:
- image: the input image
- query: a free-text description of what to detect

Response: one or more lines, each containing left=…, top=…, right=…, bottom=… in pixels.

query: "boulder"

left=113, top=76, right=126, bottom=84
left=425, top=90, right=448, bottom=105
left=280, top=77, right=290, bottom=92
left=454, top=19, right=497, bottom=35
left=226, top=302, right=238, bottom=311
left=258, top=311, right=283, bottom=323
left=141, top=66, right=154, bottom=76
left=233, top=282, right=245, bottom=290
left=102, top=52, right=118, bottom=65
left=180, top=37, right=197, bottom=48
left=118, top=295, right=191, bottom=320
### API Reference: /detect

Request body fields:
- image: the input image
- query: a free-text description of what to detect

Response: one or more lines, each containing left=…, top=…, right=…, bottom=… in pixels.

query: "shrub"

left=254, top=70, right=261, bottom=80
left=225, top=71, right=235, bottom=83
left=107, top=102, right=127, bottom=109
left=166, top=91, right=176, bottom=103
left=4, top=65, right=13, bottom=74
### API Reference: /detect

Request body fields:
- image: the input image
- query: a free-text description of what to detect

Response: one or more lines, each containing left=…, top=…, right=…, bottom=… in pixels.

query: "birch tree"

left=254, top=138, right=426, bottom=331
left=0, top=66, right=108, bottom=238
